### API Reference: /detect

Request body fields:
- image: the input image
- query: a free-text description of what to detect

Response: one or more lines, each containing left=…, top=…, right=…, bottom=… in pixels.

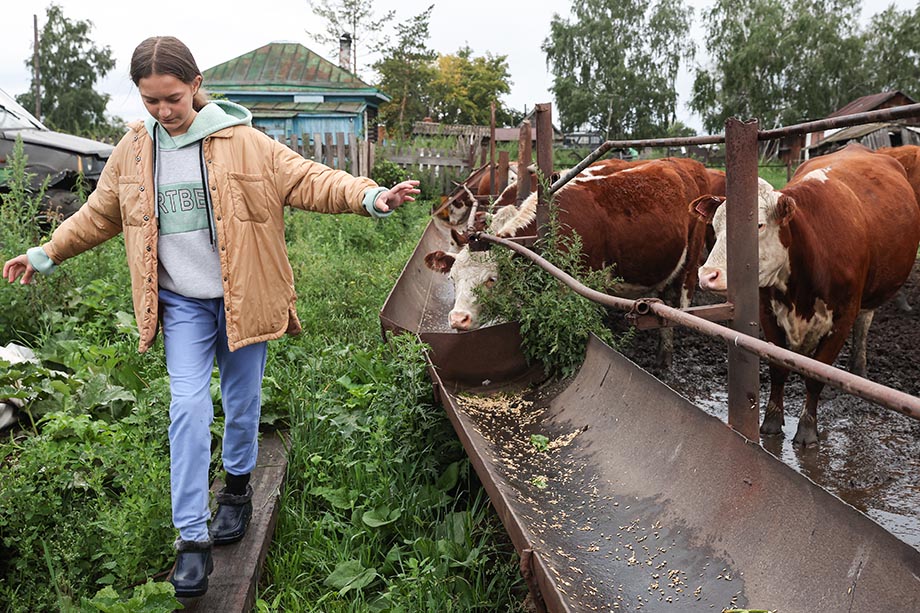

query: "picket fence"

left=274, top=132, right=476, bottom=195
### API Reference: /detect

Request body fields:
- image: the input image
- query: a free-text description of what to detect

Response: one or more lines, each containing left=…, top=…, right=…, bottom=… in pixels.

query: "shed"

left=202, top=42, right=390, bottom=146
left=802, top=91, right=919, bottom=159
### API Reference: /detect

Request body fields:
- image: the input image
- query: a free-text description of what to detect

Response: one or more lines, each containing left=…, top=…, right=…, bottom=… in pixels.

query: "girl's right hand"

left=3, top=254, right=36, bottom=285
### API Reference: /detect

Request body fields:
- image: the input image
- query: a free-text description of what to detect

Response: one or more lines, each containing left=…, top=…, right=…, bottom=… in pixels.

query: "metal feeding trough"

left=380, top=219, right=920, bottom=612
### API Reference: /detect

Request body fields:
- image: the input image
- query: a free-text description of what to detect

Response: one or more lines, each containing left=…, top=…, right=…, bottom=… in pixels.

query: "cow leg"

left=894, top=288, right=912, bottom=313
left=792, top=324, right=852, bottom=446
left=761, top=363, right=788, bottom=436
left=656, top=328, right=674, bottom=369
left=793, top=379, right=825, bottom=447
left=847, top=309, right=874, bottom=377
left=655, top=280, right=692, bottom=369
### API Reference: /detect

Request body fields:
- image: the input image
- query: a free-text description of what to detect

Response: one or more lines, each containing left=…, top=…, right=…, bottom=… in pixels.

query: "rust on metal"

left=724, top=118, right=761, bottom=439
left=627, top=303, right=735, bottom=330
left=381, top=219, right=920, bottom=612
left=475, top=232, right=920, bottom=422
left=759, top=102, right=920, bottom=140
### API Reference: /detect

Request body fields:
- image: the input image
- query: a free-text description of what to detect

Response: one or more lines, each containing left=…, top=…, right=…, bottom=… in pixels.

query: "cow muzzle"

left=699, top=266, right=727, bottom=292
left=449, top=310, right=473, bottom=331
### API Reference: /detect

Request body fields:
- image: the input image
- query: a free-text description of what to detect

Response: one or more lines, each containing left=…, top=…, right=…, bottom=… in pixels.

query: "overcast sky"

left=1, top=0, right=913, bottom=133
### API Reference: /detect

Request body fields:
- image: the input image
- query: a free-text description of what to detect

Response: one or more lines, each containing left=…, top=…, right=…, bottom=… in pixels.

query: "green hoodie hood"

left=144, top=99, right=252, bottom=150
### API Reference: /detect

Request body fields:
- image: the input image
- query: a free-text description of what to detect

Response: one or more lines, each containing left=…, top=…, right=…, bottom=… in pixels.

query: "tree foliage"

left=16, top=4, right=121, bottom=140
left=307, top=0, right=394, bottom=78
left=542, top=0, right=694, bottom=138
left=689, top=0, right=920, bottom=133
left=373, top=8, right=515, bottom=139
left=861, top=4, right=920, bottom=94
left=427, top=47, right=514, bottom=126
left=373, top=5, right=438, bottom=137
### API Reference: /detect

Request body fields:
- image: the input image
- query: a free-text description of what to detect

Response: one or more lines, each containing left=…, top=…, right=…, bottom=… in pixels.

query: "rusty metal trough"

left=380, top=220, right=920, bottom=612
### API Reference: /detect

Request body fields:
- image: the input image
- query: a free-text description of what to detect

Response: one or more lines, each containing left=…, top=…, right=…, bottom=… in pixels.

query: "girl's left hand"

left=374, top=180, right=421, bottom=213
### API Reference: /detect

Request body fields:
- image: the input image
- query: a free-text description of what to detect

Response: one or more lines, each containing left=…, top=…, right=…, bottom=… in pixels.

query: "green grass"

left=1, top=193, right=525, bottom=611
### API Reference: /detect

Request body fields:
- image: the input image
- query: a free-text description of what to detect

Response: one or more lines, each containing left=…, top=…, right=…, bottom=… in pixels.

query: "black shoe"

left=168, top=539, right=213, bottom=598
left=209, top=484, right=253, bottom=545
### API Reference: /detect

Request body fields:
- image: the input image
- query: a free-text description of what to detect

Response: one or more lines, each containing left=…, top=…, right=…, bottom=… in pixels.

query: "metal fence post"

left=724, top=118, right=762, bottom=440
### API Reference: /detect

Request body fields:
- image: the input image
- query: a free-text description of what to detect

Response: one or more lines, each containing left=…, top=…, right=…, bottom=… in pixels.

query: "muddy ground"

left=616, top=267, right=920, bottom=552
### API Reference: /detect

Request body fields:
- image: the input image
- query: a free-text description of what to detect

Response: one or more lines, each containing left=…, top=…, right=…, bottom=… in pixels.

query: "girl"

left=2, top=36, right=419, bottom=598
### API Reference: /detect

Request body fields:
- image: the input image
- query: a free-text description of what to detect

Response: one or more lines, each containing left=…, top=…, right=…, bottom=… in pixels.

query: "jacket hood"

left=144, top=99, right=252, bottom=149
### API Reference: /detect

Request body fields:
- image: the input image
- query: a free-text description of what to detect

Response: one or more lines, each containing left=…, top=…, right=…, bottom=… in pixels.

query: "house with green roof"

left=202, top=41, right=389, bottom=147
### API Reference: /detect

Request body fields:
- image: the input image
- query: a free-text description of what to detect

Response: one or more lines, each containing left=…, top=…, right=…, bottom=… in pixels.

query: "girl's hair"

left=130, top=36, right=209, bottom=111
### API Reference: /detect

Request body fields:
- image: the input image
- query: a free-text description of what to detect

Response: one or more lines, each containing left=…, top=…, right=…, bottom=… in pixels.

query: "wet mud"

left=617, top=266, right=920, bottom=552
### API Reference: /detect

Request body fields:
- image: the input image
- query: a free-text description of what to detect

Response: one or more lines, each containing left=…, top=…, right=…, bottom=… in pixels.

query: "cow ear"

left=774, top=194, right=797, bottom=225
left=690, top=195, right=725, bottom=222
left=451, top=228, right=470, bottom=246
left=424, top=250, right=455, bottom=274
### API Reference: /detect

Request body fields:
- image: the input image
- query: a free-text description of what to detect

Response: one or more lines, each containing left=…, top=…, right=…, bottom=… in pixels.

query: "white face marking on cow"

left=770, top=297, right=834, bottom=354
left=800, top=167, right=832, bottom=182
left=699, top=178, right=791, bottom=292
left=445, top=247, right=498, bottom=330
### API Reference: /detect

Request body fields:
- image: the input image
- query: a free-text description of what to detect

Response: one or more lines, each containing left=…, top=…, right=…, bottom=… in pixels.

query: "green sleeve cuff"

left=27, top=246, right=57, bottom=275
left=362, top=187, right=392, bottom=218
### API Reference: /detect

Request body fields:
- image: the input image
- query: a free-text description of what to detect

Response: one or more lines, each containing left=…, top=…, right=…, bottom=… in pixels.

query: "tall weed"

left=477, top=191, right=617, bottom=378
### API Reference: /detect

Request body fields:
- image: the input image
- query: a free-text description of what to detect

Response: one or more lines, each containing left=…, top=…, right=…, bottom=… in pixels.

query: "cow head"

left=424, top=244, right=498, bottom=330
left=696, top=178, right=797, bottom=293
left=423, top=205, right=524, bottom=330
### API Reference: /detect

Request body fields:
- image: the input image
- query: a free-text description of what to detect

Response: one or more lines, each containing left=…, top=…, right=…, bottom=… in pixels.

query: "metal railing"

left=480, top=102, right=920, bottom=439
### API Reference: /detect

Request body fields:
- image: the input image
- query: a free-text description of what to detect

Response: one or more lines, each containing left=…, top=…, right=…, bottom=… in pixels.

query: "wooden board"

left=177, top=431, right=288, bottom=612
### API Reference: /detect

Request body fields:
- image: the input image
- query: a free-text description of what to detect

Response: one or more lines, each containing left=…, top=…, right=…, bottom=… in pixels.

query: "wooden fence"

left=275, top=132, right=476, bottom=195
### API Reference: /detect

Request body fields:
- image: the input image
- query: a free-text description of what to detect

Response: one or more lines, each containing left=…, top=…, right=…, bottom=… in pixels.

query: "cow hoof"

left=792, top=427, right=819, bottom=447
left=759, top=417, right=784, bottom=436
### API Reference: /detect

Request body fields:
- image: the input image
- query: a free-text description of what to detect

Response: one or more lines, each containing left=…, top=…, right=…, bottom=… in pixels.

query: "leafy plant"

left=370, top=159, right=409, bottom=189
left=477, top=178, right=618, bottom=378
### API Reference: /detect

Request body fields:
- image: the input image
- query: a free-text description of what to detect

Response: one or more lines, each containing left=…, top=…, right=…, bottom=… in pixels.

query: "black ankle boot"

left=209, top=483, right=253, bottom=545
left=168, top=539, right=213, bottom=598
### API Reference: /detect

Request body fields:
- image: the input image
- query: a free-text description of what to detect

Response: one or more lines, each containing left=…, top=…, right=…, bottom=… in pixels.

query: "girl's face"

left=138, top=73, right=202, bottom=136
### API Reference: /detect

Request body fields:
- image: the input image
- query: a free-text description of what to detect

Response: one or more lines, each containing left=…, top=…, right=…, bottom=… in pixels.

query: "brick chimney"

left=338, top=33, right=352, bottom=73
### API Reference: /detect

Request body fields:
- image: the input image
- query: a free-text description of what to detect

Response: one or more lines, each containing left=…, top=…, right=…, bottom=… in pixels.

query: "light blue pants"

left=159, top=288, right=267, bottom=542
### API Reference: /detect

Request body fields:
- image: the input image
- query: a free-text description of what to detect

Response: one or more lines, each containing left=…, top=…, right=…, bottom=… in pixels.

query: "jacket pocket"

left=118, top=175, right=146, bottom=226
left=229, top=172, right=269, bottom=223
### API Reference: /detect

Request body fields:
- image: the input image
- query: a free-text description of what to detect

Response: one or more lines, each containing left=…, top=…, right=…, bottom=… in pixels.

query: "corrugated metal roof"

left=828, top=91, right=916, bottom=118
left=812, top=122, right=892, bottom=145
left=203, top=42, right=375, bottom=92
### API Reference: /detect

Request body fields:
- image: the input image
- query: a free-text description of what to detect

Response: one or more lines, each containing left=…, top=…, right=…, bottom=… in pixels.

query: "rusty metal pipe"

left=758, top=102, right=920, bottom=140
left=550, top=103, right=920, bottom=195
left=474, top=232, right=920, bottom=423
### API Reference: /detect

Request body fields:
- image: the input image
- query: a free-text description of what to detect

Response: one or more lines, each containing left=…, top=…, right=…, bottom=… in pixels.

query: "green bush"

left=370, top=159, right=409, bottom=189
left=477, top=187, right=618, bottom=378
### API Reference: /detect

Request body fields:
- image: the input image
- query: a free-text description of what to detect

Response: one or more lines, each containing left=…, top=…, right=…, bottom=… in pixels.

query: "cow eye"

left=757, top=223, right=765, bottom=230
left=484, top=277, right=496, bottom=288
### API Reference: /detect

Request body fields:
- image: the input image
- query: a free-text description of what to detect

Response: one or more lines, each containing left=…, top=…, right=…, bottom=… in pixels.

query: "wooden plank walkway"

left=177, top=431, right=288, bottom=612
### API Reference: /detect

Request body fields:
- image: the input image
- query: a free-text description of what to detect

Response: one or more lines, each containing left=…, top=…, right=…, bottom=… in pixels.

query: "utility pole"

left=33, top=14, right=41, bottom=120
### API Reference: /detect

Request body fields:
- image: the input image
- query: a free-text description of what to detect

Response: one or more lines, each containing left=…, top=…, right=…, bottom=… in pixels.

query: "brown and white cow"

left=695, top=143, right=920, bottom=446
left=425, top=157, right=711, bottom=367
left=877, top=145, right=920, bottom=312
left=433, top=162, right=530, bottom=227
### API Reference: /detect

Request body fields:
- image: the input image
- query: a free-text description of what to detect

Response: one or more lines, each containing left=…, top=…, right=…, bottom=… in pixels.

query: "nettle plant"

left=476, top=195, right=619, bottom=379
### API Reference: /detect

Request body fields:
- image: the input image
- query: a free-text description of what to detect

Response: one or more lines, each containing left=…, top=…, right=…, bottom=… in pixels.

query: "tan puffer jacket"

left=40, top=121, right=378, bottom=353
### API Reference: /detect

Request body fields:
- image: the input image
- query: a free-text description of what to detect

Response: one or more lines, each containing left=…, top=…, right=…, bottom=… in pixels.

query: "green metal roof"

left=203, top=42, right=377, bottom=93
left=246, top=101, right=367, bottom=119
